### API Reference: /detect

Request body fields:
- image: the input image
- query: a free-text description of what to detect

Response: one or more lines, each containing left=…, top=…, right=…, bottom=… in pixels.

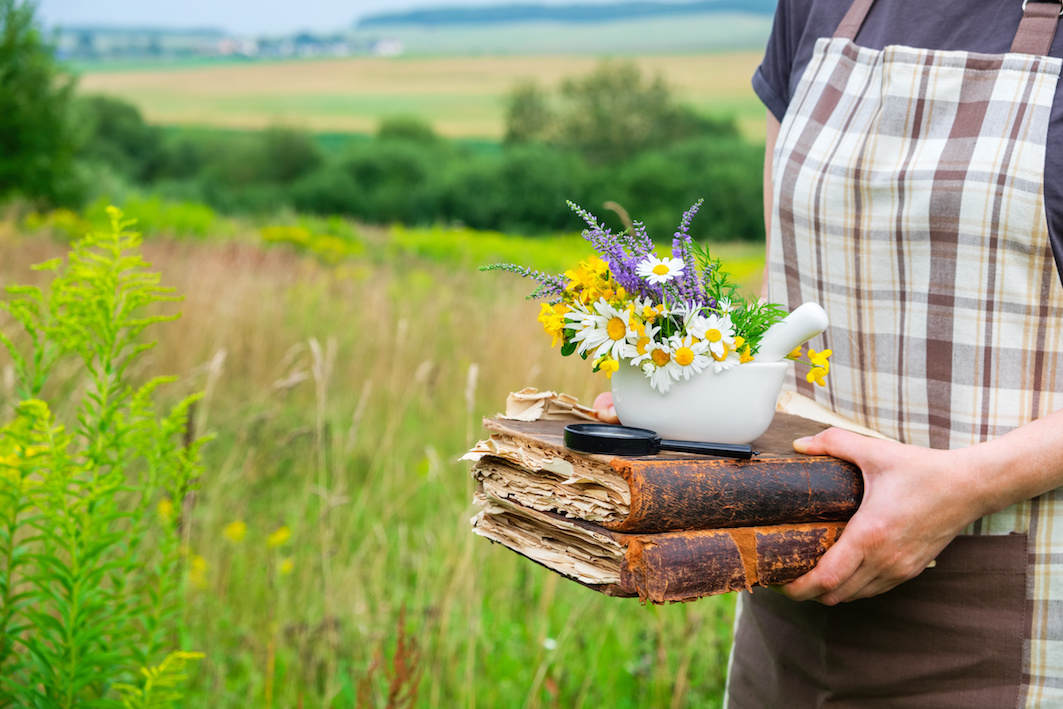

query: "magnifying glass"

left=564, top=423, right=755, bottom=459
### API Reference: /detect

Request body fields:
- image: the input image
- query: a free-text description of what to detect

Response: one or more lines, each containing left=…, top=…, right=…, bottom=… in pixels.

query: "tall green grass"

left=0, top=216, right=765, bottom=707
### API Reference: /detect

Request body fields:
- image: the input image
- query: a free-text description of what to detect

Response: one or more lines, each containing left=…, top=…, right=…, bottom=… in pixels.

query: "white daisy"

left=709, top=346, right=741, bottom=374
left=689, top=312, right=735, bottom=359
left=640, top=341, right=677, bottom=393
left=629, top=320, right=662, bottom=366
left=566, top=298, right=633, bottom=361
left=673, top=300, right=705, bottom=333
left=666, top=334, right=710, bottom=381
left=636, top=255, right=685, bottom=285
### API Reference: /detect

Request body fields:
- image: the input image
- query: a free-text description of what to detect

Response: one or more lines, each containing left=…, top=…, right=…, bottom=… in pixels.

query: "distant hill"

left=357, top=0, right=777, bottom=28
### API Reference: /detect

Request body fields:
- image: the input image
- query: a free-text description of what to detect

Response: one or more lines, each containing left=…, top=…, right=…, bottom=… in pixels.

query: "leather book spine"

left=609, top=457, right=862, bottom=533
left=616, top=522, right=846, bottom=603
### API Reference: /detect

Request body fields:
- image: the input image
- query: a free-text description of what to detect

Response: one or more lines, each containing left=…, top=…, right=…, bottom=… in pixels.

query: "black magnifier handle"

left=657, top=439, right=755, bottom=459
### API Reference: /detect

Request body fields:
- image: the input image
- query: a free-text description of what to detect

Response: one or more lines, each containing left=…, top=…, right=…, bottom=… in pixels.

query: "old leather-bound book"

left=465, top=414, right=864, bottom=534
left=471, top=492, right=845, bottom=603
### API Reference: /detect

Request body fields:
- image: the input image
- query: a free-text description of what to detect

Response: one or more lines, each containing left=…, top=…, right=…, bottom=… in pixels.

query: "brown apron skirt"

left=726, top=533, right=1029, bottom=708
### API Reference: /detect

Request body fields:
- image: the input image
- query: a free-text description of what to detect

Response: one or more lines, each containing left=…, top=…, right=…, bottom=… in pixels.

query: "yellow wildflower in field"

left=0, top=454, right=19, bottom=484
left=157, top=498, right=175, bottom=525
left=189, top=555, right=208, bottom=589
left=267, top=526, right=291, bottom=548
left=223, top=520, right=247, bottom=543
left=279, top=557, right=294, bottom=576
left=537, top=303, right=570, bottom=348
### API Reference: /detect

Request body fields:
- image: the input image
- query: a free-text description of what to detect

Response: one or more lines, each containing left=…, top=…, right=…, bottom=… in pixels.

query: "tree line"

left=358, top=0, right=778, bottom=28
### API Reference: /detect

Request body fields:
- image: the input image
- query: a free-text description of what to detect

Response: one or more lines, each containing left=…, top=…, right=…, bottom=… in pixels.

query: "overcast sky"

left=35, top=0, right=669, bottom=36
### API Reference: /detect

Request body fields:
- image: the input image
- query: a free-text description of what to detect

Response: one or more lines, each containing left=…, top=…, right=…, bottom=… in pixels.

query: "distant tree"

left=503, top=60, right=737, bottom=164
left=258, top=126, right=323, bottom=183
left=77, top=94, right=165, bottom=182
left=0, top=0, right=80, bottom=205
left=377, top=115, right=439, bottom=145
left=502, top=80, right=555, bottom=145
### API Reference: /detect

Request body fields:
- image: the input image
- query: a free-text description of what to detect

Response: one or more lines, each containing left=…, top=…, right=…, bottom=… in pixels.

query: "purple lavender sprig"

left=479, top=262, right=567, bottom=300
left=670, top=199, right=704, bottom=302
left=566, top=201, right=661, bottom=299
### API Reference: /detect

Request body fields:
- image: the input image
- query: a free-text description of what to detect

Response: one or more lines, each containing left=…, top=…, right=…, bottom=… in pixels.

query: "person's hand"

left=592, top=392, right=620, bottom=423
left=782, top=428, right=990, bottom=605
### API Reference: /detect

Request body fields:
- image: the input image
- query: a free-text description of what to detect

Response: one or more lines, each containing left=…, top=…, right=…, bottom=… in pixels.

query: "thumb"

left=793, top=427, right=871, bottom=463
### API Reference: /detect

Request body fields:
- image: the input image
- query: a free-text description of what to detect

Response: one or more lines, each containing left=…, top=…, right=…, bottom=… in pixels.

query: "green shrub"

left=439, top=144, right=590, bottom=234
left=611, top=136, right=765, bottom=242
left=76, top=94, right=165, bottom=182
left=84, top=195, right=219, bottom=238
left=377, top=115, right=439, bottom=145
left=339, top=141, right=441, bottom=223
left=261, top=221, right=364, bottom=263
left=0, top=208, right=208, bottom=704
left=290, top=165, right=366, bottom=217
left=257, top=126, right=324, bottom=184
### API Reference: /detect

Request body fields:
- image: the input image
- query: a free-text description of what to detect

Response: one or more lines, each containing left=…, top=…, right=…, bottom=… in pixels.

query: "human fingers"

left=792, top=427, right=881, bottom=463
left=592, top=391, right=619, bottom=423
left=783, top=529, right=866, bottom=603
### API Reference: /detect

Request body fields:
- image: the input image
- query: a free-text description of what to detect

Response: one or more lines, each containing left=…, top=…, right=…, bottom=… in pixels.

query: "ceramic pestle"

left=754, top=302, right=829, bottom=362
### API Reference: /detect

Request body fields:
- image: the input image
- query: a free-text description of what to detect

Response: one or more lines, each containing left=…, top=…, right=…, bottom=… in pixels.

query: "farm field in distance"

left=77, top=51, right=768, bottom=140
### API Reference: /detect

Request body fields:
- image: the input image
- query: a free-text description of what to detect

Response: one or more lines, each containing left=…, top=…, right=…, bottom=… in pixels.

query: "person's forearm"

left=957, top=407, right=1063, bottom=519
left=786, top=409, right=1063, bottom=604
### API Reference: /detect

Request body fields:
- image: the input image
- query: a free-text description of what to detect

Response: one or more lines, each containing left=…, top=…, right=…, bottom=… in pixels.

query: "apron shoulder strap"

left=1012, top=1, right=1062, bottom=56
left=834, top=0, right=1061, bottom=57
left=833, top=0, right=875, bottom=41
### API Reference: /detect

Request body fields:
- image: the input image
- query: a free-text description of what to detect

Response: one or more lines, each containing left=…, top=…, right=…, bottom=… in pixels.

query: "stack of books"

left=465, top=395, right=865, bottom=603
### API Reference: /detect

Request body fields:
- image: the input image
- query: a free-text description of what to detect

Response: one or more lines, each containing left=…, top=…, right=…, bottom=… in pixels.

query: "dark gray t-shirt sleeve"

left=751, top=0, right=795, bottom=122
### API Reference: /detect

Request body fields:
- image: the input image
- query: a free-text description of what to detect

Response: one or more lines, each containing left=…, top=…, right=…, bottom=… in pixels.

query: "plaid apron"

left=729, top=0, right=1063, bottom=704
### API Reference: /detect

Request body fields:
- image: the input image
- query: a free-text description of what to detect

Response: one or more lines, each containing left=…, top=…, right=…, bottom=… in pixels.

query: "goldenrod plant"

left=0, top=208, right=208, bottom=706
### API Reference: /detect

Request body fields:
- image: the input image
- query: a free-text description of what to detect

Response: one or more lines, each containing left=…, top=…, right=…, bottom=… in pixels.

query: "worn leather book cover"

left=471, top=492, right=845, bottom=603
left=466, top=414, right=863, bottom=534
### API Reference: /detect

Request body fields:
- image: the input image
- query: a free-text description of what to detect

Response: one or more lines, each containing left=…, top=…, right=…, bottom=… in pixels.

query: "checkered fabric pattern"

left=767, top=36, right=1063, bottom=703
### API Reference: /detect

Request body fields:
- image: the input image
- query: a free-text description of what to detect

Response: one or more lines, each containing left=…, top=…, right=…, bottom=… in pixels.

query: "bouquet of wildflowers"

left=484, top=201, right=831, bottom=394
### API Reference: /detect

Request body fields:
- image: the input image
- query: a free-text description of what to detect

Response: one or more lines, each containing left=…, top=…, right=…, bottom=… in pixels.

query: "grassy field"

left=0, top=212, right=766, bottom=706
left=77, top=52, right=768, bottom=141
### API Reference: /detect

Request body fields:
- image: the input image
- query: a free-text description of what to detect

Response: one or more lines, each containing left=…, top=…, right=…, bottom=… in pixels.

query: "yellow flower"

left=806, top=366, right=829, bottom=387
left=595, top=356, right=620, bottom=378
left=809, top=348, right=833, bottom=369
left=565, top=255, right=616, bottom=305
left=189, top=555, right=208, bottom=589
left=787, top=346, right=803, bottom=360
left=157, top=498, right=175, bottom=525
left=223, top=520, right=247, bottom=543
left=537, top=302, right=570, bottom=348
left=739, top=345, right=755, bottom=364
left=279, top=557, right=294, bottom=576
left=267, top=526, right=291, bottom=548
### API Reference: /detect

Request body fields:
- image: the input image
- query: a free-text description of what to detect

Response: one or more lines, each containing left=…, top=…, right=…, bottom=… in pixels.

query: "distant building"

left=215, top=38, right=259, bottom=57
left=372, top=39, right=404, bottom=57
